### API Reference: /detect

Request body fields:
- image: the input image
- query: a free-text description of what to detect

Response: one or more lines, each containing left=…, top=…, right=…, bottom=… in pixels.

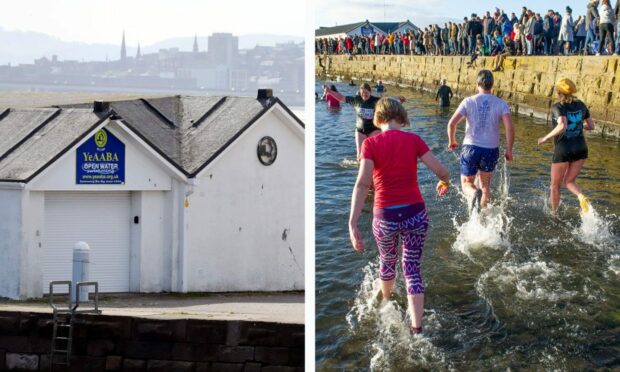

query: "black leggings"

left=599, top=23, right=615, bottom=54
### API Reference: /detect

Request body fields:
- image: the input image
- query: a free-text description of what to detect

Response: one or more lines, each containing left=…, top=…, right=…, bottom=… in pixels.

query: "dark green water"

left=315, top=81, right=620, bottom=371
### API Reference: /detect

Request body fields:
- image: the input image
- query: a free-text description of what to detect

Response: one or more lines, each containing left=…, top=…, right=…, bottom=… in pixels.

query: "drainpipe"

left=179, top=177, right=199, bottom=293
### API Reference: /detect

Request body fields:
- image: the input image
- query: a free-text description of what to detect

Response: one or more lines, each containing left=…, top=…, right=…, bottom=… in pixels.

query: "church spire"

left=120, top=31, right=127, bottom=61
left=193, top=34, right=199, bottom=53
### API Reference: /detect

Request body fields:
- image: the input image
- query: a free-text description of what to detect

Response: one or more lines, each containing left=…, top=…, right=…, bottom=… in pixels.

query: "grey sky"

left=0, top=0, right=305, bottom=45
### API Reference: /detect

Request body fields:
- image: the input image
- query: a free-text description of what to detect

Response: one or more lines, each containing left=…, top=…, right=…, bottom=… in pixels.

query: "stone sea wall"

left=0, top=311, right=303, bottom=371
left=317, top=54, right=620, bottom=137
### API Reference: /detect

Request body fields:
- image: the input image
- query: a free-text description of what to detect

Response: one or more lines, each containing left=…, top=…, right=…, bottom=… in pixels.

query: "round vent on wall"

left=257, top=136, right=277, bottom=166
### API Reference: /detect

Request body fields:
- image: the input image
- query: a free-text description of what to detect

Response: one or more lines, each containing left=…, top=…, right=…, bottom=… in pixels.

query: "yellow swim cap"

left=556, top=78, right=577, bottom=95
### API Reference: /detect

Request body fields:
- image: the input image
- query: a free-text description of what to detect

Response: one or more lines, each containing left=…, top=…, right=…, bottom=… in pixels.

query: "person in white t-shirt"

left=447, top=70, right=515, bottom=211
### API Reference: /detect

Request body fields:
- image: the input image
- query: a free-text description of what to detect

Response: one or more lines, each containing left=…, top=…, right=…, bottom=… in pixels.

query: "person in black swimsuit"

left=537, top=78, right=595, bottom=215
left=435, top=79, right=453, bottom=107
left=323, top=83, right=405, bottom=157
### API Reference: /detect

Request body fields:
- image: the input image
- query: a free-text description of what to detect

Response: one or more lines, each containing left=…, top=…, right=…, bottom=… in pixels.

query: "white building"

left=315, top=20, right=420, bottom=39
left=0, top=91, right=304, bottom=299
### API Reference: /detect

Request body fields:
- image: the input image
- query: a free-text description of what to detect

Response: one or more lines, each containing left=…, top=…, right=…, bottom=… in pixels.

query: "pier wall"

left=317, top=54, right=620, bottom=137
left=0, top=311, right=303, bottom=371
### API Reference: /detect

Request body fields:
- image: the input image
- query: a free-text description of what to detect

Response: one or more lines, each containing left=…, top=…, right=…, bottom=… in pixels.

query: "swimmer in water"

left=447, top=70, right=514, bottom=212
left=436, top=79, right=453, bottom=107
left=537, top=78, right=595, bottom=215
left=349, top=98, right=450, bottom=335
left=321, top=84, right=341, bottom=109
left=323, top=83, right=405, bottom=158
left=375, top=80, right=386, bottom=95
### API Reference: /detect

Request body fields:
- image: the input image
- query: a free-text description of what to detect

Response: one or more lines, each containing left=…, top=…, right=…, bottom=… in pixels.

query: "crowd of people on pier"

left=315, top=1, right=620, bottom=56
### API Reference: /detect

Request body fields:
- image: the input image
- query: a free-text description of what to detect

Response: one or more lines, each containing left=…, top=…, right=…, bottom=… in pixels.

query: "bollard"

left=72, top=241, right=90, bottom=303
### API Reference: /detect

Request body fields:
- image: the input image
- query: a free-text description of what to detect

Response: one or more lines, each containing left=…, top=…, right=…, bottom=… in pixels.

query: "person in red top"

left=321, top=84, right=341, bottom=109
left=349, top=98, right=450, bottom=334
left=346, top=36, right=353, bottom=54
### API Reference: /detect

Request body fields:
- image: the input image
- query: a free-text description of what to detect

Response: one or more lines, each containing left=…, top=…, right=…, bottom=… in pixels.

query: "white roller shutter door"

left=42, top=192, right=131, bottom=293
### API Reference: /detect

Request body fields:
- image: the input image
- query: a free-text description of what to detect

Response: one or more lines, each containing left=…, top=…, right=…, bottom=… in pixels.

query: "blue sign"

left=360, top=25, right=374, bottom=36
left=76, top=128, right=125, bottom=184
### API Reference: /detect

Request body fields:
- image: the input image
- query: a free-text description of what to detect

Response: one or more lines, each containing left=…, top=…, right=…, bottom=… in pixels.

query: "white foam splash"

left=575, top=205, right=613, bottom=245
left=452, top=204, right=511, bottom=258
left=340, top=158, right=359, bottom=168
left=369, top=302, right=449, bottom=371
left=451, top=161, right=512, bottom=258
left=347, top=263, right=451, bottom=370
left=608, top=255, right=620, bottom=276
left=477, top=261, right=578, bottom=303
left=346, top=263, right=381, bottom=327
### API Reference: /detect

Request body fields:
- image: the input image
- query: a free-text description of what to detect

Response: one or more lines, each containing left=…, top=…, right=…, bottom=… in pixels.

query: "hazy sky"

left=0, top=0, right=305, bottom=45
left=316, top=0, right=588, bottom=28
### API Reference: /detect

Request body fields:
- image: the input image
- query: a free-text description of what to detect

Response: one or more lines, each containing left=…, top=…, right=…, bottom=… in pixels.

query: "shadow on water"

left=315, top=81, right=620, bottom=371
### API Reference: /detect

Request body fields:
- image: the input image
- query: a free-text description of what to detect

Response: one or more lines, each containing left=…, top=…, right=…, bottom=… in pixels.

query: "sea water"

left=315, top=81, right=620, bottom=370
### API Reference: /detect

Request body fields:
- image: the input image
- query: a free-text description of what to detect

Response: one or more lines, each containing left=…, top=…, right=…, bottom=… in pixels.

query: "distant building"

left=315, top=20, right=420, bottom=39
left=208, top=33, right=239, bottom=65
left=193, top=35, right=199, bottom=53
left=0, top=33, right=303, bottom=104
left=0, top=90, right=305, bottom=299
left=120, top=31, right=127, bottom=61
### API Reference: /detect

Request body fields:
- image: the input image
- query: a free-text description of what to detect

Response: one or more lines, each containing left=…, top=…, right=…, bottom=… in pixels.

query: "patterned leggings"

left=372, top=205, right=429, bottom=295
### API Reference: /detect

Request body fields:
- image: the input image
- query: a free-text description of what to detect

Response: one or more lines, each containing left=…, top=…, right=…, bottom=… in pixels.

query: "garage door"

left=43, top=192, right=131, bottom=293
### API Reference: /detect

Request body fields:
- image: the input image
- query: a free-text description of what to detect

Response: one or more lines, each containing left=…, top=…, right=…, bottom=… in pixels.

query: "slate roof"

left=0, top=95, right=303, bottom=182
left=373, top=21, right=420, bottom=33
left=315, top=20, right=419, bottom=37
left=315, top=22, right=366, bottom=37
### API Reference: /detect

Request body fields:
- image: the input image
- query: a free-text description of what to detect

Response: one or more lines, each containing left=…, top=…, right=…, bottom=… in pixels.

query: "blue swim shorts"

left=460, top=145, right=500, bottom=176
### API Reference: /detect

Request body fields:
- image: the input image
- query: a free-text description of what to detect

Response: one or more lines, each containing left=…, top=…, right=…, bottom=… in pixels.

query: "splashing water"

left=346, top=262, right=381, bottom=327
left=451, top=161, right=513, bottom=258
left=452, top=205, right=511, bottom=258
left=346, top=262, right=452, bottom=371
left=478, top=260, right=579, bottom=303
left=367, top=300, right=452, bottom=371
left=340, top=157, right=359, bottom=168
left=575, top=205, right=614, bottom=245
left=315, top=81, right=620, bottom=370
left=608, top=255, right=620, bottom=276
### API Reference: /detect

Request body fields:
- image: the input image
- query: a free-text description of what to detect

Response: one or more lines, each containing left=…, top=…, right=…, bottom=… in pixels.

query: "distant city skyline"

left=0, top=0, right=304, bottom=45
left=316, top=0, right=588, bottom=29
left=0, top=29, right=302, bottom=65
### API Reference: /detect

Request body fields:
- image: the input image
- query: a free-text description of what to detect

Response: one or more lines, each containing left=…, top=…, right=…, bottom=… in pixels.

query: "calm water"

left=315, top=81, right=620, bottom=371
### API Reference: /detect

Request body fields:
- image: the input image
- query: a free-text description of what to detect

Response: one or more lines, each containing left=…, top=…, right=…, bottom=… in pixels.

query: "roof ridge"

left=23, top=112, right=110, bottom=183
left=140, top=98, right=176, bottom=128
left=0, top=108, right=10, bottom=123
left=0, top=108, right=62, bottom=164
left=191, top=96, right=227, bottom=128
left=188, top=98, right=278, bottom=178
left=117, top=117, right=189, bottom=177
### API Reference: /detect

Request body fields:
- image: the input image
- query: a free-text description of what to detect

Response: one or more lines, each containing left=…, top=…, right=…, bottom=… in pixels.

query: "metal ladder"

left=48, top=281, right=100, bottom=371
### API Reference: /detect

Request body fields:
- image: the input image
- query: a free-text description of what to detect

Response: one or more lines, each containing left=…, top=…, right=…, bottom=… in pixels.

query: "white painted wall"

left=185, top=107, right=304, bottom=291
left=138, top=191, right=171, bottom=292
left=29, top=122, right=173, bottom=192
left=0, top=187, right=23, bottom=299
left=20, top=191, right=44, bottom=298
